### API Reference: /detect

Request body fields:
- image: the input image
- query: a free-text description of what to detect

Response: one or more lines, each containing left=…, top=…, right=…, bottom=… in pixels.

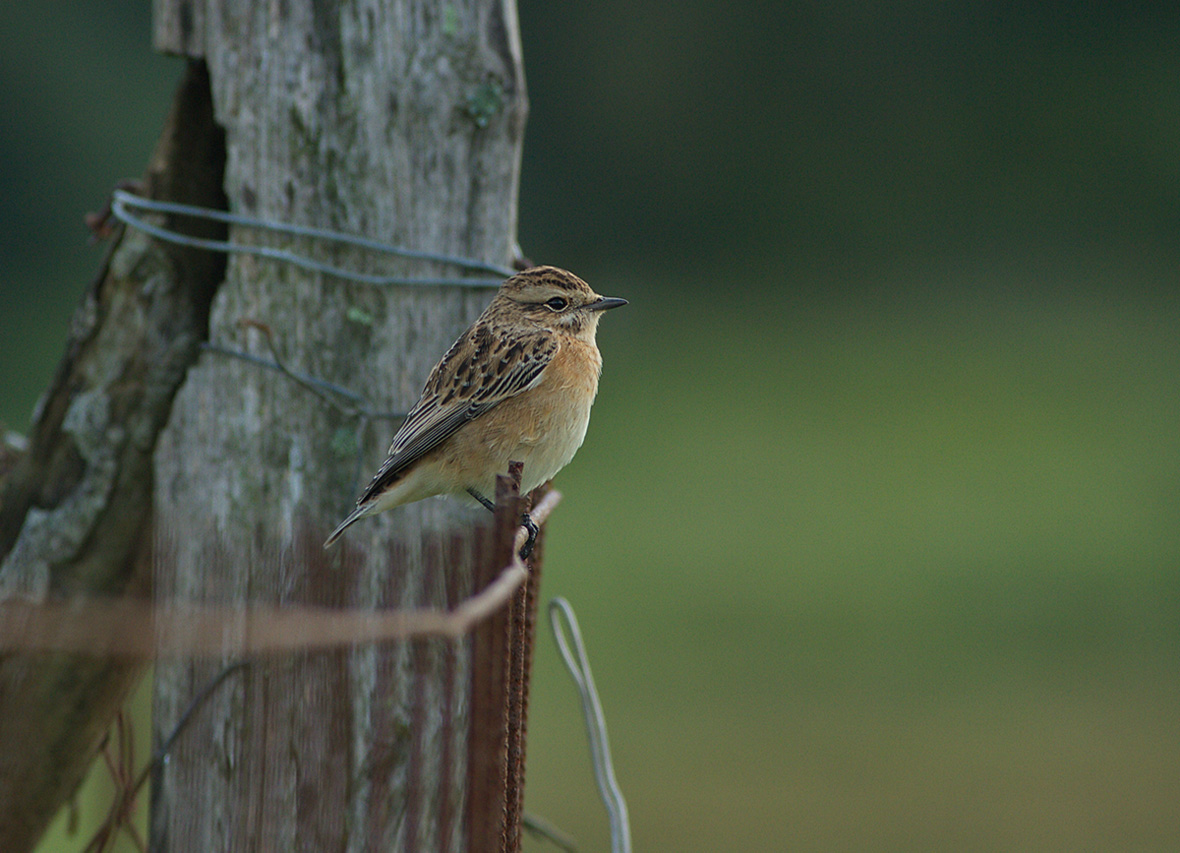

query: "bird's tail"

left=323, top=504, right=370, bottom=549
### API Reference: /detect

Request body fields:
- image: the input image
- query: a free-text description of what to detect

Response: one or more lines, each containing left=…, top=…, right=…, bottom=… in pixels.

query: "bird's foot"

left=519, top=513, right=539, bottom=560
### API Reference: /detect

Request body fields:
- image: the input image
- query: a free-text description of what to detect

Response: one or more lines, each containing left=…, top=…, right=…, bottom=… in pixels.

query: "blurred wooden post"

left=467, top=472, right=521, bottom=851
left=467, top=465, right=546, bottom=853
left=503, top=469, right=546, bottom=851
left=149, top=1, right=528, bottom=850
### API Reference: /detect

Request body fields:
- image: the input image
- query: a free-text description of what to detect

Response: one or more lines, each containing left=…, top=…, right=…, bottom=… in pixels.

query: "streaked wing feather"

left=357, top=326, right=556, bottom=505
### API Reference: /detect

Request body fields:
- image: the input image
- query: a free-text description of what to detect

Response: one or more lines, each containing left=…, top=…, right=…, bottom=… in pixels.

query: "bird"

left=324, top=265, right=626, bottom=555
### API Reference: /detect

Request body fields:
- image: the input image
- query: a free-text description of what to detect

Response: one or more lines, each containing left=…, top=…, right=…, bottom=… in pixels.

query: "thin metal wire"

left=197, top=340, right=406, bottom=493
left=549, top=597, right=632, bottom=853
left=522, top=813, right=578, bottom=852
left=110, top=189, right=515, bottom=286
left=154, top=662, right=249, bottom=763
left=199, top=342, right=371, bottom=411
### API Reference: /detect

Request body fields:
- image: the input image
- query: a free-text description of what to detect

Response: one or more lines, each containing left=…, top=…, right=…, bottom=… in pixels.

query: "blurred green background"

left=5, top=2, right=1179, bottom=851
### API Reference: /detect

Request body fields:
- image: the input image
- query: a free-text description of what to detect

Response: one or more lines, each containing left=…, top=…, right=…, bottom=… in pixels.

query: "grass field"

left=29, top=266, right=1180, bottom=852
left=521, top=268, right=1180, bottom=851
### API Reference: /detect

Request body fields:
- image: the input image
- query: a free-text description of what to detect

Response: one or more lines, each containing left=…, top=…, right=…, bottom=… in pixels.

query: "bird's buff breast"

left=440, top=340, right=601, bottom=495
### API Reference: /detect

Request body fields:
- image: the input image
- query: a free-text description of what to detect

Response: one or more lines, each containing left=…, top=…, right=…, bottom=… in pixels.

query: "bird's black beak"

left=586, top=296, right=628, bottom=312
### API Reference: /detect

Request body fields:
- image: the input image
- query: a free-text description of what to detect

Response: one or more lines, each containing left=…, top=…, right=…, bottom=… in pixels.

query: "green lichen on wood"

left=466, top=78, right=504, bottom=128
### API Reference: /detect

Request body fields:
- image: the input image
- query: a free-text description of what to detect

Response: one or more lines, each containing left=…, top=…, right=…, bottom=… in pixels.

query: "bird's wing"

left=356, top=323, right=558, bottom=505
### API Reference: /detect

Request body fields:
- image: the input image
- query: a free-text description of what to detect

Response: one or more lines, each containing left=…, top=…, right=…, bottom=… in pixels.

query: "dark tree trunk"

left=0, top=62, right=228, bottom=853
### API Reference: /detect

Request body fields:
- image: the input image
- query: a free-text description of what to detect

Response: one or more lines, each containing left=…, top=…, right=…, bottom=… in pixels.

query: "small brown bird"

left=324, top=265, right=626, bottom=553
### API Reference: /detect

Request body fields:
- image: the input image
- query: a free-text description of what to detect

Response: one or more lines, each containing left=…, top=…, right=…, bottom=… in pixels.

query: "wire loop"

left=549, top=597, right=632, bottom=853
left=110, top=189, right=515, bottom=287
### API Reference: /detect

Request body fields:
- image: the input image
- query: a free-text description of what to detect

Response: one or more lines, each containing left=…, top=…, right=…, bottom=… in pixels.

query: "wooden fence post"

left=149, top=1, right=529, bottom=849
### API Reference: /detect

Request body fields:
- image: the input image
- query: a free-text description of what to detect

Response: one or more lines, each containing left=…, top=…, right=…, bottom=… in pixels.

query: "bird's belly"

left=510, top=399, right=593, bottom=492
left=442, top=390, right=595, bottom=496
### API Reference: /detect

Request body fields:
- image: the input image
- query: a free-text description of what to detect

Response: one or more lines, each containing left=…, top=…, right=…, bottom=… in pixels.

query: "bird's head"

left=496, top=266, right=627, bottom=339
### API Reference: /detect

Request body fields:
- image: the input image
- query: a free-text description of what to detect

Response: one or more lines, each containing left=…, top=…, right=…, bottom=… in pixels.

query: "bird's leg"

left=467, top=487, right=538, bottom=560
left=467, top=487, right=497, bottom=514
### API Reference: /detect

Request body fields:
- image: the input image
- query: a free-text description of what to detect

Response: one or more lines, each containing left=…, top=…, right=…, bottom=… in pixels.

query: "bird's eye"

left=544, top=296, right=568, bottom=311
